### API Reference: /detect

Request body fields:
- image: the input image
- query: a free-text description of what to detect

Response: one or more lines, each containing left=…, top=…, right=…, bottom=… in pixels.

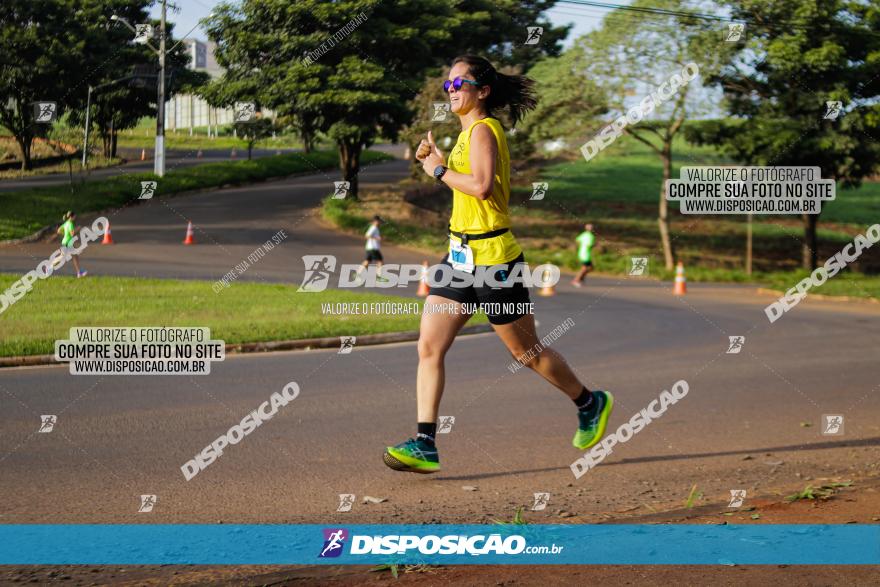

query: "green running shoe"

left=384, top=438, right=440, bottom=474
left=572, top=390, right=614, bottom=450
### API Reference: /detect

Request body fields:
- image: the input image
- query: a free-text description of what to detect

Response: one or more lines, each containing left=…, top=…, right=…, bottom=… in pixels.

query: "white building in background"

left=165, top=39, right=273, bottom=133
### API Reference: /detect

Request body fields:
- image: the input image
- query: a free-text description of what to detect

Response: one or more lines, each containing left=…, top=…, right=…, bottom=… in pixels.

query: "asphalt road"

left=0, top=147, right=312, bottom=193
left=1, top=154, right=879, bottom=527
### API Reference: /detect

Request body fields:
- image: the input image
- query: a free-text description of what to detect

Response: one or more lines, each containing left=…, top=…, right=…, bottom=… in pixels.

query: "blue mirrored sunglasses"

left=443, top=77, right=481, bottom=92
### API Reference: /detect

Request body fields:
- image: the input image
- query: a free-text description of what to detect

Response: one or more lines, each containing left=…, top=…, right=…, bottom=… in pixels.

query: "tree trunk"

left=801, top=213, right=819, bottom=270
left=102, top=130, right=111, bottom=159
left=16, top=134, right=33, bottom=171
left=658, top=145, right=675, bottom=270
left=248, top=141, right=254, bottom=160
left=339, top=140, right=361, bottom=200
left=111, top=130, right=118, bottom=159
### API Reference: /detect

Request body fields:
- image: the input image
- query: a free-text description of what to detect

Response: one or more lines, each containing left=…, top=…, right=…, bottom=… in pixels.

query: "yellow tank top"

left=447, top=117, right=521, bottom=266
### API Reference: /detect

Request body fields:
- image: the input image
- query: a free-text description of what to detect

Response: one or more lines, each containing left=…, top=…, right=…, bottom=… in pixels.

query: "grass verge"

left=0, top=149, right=393, bottom=241
left=0, top=275, right=480, bottom=357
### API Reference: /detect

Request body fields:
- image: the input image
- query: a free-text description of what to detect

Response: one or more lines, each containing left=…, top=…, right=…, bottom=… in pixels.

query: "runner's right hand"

left=415, top=139, right=431, bottom=161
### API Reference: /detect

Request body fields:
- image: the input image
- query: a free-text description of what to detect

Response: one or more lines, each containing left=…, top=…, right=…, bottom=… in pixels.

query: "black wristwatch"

left=433, top=165, right=447, bottom=182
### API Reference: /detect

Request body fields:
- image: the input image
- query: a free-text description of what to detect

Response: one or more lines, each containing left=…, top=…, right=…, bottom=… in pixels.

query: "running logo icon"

left=38, top=415, right=57, bottom=433
left=337, top=494, right=355, bottom=512
left=726, top=336, right=745, bottom=354
left=824, top=101, right=843, bottom=120
left=525, top=26, right=543, bottom=45
left=319, top=528, right=348, bottom=558
left=139, top=181, right=157, bottom=199
left=728, top=489, right=746, bottom=508
left=726, top=23, right=744, bottom=42
left=332, top=181, right=350, bottom=199
left=821, top=414, right=844, bottom=435
left=298, top=255, right=337, bottom=292
left=138, top=494, right=157, bottom=513
left=531, top=492, right=550, bottom=511
left=530, top=182, right=548, bottom=201
left=629, top=257, right=648, bottom=276
left=437, top=415, right=455, bottom=434
left=133, top=24, right=153, bottom=44
left=234, top=102, right=256, bottom=122
left=432, top=102, right=450, bottom=122
left=33, top=102, right=57, bottom=123
left=338, top=336, right=356, bottom=354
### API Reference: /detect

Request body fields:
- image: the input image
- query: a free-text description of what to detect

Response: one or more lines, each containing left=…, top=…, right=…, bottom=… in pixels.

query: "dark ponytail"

left=451, top=54, right=537, bottom=127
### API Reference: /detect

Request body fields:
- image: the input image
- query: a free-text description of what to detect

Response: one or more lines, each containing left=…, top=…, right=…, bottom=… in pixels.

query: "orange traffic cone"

left=230, top=148, right=237, bottom=159
left=538, top=265, right=556, bottom=297
left=140, top=148, right=146, bottom=161
left=183, top=221, right=195, bottom=245
left=673, top=261, right=687, bottom=295
left=101, top=221, right=114, bottom=245
left=417, top=261, right=430, bottom=297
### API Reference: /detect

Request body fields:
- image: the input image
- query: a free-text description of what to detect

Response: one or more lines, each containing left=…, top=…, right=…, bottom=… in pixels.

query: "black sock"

left=573, top=387, right=594, bottom=412
left=417, top=422, right=436, bottom=446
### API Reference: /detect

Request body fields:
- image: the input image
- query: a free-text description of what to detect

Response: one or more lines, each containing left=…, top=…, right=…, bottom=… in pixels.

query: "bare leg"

left=416, top=295, right=473, bottom=422
left=571, top=265, right=591, bottom=284
left=71, top=255, right=82, bottom=275
left=492, top=313, right=583, bottom=399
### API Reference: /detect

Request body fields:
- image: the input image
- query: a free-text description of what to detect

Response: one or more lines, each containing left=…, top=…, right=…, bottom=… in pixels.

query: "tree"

left=0, top=0, right=90, bottom=170
left=204, top=0, right=569, bottom=199
left=234, top=116, right=275, bottom=159
left=574, top=0, right=727, bottom=269
left=687, top=0, right=880, bottom=270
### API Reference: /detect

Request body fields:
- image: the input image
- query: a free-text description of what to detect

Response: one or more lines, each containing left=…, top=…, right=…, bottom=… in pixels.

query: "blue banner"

left=2, top=524, right=878, bottom=565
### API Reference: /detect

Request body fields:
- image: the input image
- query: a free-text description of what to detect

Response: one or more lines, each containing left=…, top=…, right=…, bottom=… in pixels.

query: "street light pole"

left=82, top=85, right=92, bottom=168
left=155, top=0, right=167, bottom=177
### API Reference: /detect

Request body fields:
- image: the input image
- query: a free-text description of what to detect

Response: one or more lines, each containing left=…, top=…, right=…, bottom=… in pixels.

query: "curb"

left=0, top=323, right=493, bottom=369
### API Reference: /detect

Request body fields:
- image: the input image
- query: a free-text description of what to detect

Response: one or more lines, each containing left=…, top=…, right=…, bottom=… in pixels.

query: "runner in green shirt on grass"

left=571, top=223, right=594, bottom=288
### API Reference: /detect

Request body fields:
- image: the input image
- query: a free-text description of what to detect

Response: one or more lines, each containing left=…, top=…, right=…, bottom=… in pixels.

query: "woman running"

left=383, top=55, right=613, bottom=474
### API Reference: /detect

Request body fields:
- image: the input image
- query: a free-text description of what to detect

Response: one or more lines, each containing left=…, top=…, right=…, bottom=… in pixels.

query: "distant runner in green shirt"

left=57, top=211, right=87, bottom=278
left=571, top=223, right=594, bottom=288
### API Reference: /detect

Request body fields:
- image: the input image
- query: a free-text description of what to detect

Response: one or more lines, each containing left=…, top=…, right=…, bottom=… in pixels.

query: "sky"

left=150, top=0, right=614, bottom=46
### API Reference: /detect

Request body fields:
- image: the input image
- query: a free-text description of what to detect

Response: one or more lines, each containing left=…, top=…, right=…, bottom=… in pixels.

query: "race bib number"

left=447, top=239, right=475, bottom=273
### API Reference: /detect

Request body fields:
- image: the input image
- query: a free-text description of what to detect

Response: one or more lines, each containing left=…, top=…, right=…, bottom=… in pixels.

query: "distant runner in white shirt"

left=362, top=215, right=385, bottom=276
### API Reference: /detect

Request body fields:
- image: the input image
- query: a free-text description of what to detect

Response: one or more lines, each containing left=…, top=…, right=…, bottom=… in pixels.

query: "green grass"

left=0, top=149, right=393, bottom=241
left=116, top=127, right=322, bottom=151
left=0, top=274, right=469, bottom=357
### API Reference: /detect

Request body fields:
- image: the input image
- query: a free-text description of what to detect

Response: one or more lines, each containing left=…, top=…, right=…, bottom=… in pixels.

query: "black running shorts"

left=427, top=252, right=532, bottom=325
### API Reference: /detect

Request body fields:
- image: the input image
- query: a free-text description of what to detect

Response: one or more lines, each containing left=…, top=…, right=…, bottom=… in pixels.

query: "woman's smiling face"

left=447, top=62, right=487, bottom=115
